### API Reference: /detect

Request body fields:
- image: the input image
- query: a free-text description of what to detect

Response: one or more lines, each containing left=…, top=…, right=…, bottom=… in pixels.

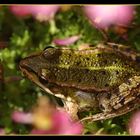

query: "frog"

left=19, top=43, right=140, bottom=122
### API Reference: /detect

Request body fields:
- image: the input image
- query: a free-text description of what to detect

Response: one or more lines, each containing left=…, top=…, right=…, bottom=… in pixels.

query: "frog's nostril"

left=19, top=60, right=33, bottom=72
left=19, top=59, right=28, bottom=68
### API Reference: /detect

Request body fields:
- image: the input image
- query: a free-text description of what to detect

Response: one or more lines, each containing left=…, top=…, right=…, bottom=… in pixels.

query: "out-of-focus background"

left=0, top=5, right=140, bottom=135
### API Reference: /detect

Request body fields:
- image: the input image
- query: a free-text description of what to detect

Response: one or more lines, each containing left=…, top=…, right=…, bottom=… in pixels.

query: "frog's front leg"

left=62, top=99, right=79, bottom=120
left=81, top=76, right=140, bottom=122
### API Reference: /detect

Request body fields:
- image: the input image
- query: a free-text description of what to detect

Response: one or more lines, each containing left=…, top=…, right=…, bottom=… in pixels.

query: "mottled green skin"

left=19, top=44, right=140, bottom=120
left=45, top=48, right=139, bottom=91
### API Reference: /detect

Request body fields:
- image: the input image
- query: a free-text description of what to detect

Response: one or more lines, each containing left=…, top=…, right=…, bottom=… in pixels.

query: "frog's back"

left=42, top=46, right=139, bottom=92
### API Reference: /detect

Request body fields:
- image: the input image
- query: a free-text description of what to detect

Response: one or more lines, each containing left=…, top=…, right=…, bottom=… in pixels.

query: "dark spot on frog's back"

left=96, top=53, right=101, bottom=57
left=92, top=76, right=97, bottom=82
left=86, top=57, right=90, bottom=61
left=103, top=59, right=108, bottom=65
left=100, top=70, right=106, bottom=75
left=84, top=69, right=89, bottom=73
left=115, top=70, right=119, bottom=75
left=75, top=61, right=81, bottom=66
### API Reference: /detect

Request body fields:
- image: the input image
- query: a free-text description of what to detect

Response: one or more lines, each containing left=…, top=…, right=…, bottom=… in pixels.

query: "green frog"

left=19, top=43, right=140, bottom=122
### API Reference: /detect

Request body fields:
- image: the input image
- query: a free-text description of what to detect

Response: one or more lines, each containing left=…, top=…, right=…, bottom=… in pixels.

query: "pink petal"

left=128, top=110, right=140, bottom=135
left=53, top=35, right=80, bottom=46
left=12, top=111, right=33, bottom=124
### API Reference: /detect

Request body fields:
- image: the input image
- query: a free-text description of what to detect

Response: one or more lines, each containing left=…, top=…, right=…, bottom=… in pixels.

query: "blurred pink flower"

left=30, top=5, right=60, bottom=21
left=9, top=6, right=32, bottom=17
left=0, top=129, right=5, bottom=134
left=12, top=110, right=83, bottom=135
left=53, top=35, right=81, bottom=46
left=9, top=5, right=60, bottom=21
left=11, top=96, right=83, bottom=135
left=83, top=5, right=135, bottom=29
left=128, top=110, right=140, bottom=135
left=12, top=111, right=33, bottom=124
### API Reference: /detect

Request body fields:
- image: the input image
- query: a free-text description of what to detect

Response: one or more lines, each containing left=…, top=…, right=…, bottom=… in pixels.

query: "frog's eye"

left=43, top=48, right=55, bottom=59
left=43, top=46, right=61, bottom=60
left=43, top=46, right=54, bottom=51
left=43, top=46, right=56, bottom=58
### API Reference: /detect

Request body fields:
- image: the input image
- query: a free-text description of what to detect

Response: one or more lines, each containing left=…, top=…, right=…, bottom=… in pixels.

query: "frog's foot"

left=63, top=100, right=79, bottom=121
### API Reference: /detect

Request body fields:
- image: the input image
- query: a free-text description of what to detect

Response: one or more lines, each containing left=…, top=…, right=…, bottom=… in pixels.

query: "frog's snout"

left=19, top=58, right=34, bottom=74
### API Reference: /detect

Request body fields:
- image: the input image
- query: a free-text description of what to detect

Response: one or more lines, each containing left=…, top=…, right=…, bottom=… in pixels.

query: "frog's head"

left=20, top=53, right=41, bottom=75
left=19, top=46, right=62, bottom=95
left=19, top=46, right=60, bottom=78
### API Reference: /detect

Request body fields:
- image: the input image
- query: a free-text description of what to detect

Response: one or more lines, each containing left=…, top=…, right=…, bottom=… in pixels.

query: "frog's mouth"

left=19, top=62, right=66, bottom=100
